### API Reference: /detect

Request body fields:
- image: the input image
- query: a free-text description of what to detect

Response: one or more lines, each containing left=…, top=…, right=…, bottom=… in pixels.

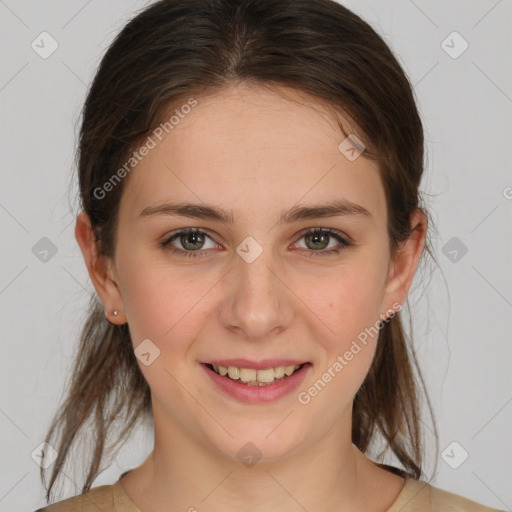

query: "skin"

left=75, top=82, right=427, bottom=512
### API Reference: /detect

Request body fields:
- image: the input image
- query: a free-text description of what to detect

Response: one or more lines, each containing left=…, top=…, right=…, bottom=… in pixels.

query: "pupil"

left=308, top=233, right=327, bottom=250
left=183, top=232, right=203, bottom=250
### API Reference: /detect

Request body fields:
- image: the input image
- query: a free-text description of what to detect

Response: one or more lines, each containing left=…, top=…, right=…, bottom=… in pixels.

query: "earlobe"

left=74, top=212, right=126, bottom=324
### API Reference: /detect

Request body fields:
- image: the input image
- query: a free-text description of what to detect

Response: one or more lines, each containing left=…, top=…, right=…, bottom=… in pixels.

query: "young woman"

left=34, top=0, right=503, bottom=510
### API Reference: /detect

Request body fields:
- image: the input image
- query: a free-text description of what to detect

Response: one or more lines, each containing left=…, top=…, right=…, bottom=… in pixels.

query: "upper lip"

left=203, top=359, right=310, bottom=370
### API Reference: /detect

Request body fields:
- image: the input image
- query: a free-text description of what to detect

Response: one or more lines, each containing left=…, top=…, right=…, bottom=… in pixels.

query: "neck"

left=125, top=414, right=402, bottom=512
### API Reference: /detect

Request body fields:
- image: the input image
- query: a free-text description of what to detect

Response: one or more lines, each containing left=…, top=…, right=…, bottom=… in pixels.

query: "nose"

left=218, top=244, right=294, bottom=341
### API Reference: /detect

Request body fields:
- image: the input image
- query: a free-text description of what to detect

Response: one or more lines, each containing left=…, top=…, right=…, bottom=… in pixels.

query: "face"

left=79, top=82, right=419, bottom=465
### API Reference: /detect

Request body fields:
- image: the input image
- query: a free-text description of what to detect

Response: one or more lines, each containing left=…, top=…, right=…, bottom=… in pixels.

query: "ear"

left=381, top=209, right=427, bottom=318
left=74, top=212, right=126, bottom=324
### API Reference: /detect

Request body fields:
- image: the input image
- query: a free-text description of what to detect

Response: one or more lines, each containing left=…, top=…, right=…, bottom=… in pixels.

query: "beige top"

left=34, top=473, right=504, bottom=511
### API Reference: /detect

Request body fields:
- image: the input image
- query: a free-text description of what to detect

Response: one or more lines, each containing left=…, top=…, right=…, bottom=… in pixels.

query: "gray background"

left=1, top=0, right=511, bottom=510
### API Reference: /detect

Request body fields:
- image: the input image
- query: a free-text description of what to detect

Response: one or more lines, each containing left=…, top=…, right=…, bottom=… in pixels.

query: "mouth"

left=202, top=362, right=311, bottom=386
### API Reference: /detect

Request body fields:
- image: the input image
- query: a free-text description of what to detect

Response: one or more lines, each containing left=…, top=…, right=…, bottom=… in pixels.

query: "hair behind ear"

left=352, top=313, right=438, bottom=479
left=39, top=297, right=152, bottom=503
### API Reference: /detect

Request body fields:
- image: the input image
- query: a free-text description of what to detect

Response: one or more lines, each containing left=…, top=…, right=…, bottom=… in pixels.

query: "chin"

left=204, top=420, right=306, bottom=466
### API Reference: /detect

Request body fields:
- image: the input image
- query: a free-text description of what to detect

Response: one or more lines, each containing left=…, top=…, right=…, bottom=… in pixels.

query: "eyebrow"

left=138, top=199, right=372, bottom=225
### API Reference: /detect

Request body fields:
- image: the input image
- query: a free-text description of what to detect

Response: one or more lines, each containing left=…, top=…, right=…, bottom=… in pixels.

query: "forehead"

left=119, top=83, right=386, bottom=224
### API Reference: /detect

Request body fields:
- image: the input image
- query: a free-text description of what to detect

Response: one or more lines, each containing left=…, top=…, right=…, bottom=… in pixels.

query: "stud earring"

left=113, top=310, right=119, bottom=317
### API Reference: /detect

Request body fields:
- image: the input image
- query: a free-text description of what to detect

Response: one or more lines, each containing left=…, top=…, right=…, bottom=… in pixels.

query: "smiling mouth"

left=204, top=362, right=310, bottom=386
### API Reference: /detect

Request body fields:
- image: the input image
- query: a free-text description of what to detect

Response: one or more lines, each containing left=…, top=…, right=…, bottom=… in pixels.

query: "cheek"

left=297, top=253, right=387, bottom=399
left=117, top=251, right=218, bottom=344
left=297, top=271, right=383, bottom=415
left=312, top=262, right=386, bottom=343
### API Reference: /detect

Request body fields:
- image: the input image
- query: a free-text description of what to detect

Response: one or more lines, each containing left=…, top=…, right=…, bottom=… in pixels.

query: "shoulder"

left=32, top=484, right=115, bottom=512
left=389, top=478, right=505, bottom=512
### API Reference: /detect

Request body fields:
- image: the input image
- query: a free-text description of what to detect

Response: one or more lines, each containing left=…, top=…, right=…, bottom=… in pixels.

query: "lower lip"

left=200, top=363, right=312, bottom=404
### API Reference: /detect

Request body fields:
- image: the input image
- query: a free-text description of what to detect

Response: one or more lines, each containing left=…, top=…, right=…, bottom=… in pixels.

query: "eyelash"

left=160, top=227, right=352, bottom=258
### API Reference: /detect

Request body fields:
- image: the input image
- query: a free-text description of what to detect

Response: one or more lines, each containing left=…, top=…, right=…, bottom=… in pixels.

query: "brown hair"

left=40, top=0, right=439, bottom=503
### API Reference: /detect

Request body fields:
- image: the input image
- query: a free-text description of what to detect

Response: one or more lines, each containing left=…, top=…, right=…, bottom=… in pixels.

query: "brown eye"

left=179, top=231, right=206, bottom=250
left=161, top=228, right=217, bottom=257
left=304, top=231, right=330, bottom=250
left=296, top=228, right=351, bottom=256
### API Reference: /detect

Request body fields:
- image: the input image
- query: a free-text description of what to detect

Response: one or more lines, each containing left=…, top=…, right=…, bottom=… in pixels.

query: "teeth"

left=211, top=364, right=303, bottom=385
left=254, top=368, right=274, bottom=383
left=274, top=366, right=285, bottom=378
left=227, top=366, right=239, bottom=380
left=284, top=366, right=296, bottom=376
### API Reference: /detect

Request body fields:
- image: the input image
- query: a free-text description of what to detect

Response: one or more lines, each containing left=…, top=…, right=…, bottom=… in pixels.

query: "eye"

left=160, top=227, right=352, bottom=258
left=160, top=228, right=218, bottom=257
left=293, top=227, right=351, bottom=256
